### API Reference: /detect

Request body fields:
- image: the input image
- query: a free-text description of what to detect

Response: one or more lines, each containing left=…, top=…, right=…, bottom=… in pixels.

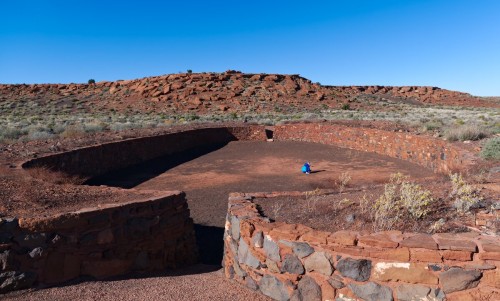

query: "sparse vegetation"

left=87, top=79, right=96, bottom=84
left=449, top=173, right=482, bottom=214
left=481, top=138, right=500, bottom=160
left=337, top=172, right=351, bottom=192
left=372, top=173, right=435, bottom=231
left=445, top=124, right=490, bottom=141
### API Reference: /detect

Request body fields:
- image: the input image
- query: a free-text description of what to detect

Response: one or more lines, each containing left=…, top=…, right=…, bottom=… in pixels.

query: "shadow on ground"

left=195, top=224, right=224, bottom=266
left=84, top=142, right=230, bottom=188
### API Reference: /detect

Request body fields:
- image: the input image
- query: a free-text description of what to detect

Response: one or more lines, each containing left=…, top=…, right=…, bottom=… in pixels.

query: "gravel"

left=3, top=265, right=271, bottom=301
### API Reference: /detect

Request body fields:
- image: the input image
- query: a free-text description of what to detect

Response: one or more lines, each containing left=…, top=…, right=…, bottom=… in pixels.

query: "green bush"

left=341, top=103, right=351, bottom=110
left=481, top=138, right=500, bottom=160
left=88, top=79, right=96, bottom=84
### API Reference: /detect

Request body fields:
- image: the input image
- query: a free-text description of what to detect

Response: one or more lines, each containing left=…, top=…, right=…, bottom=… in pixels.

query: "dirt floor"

left=90, top=140, right=439, bottom=228
left=84, top=140, right=440, bottom=266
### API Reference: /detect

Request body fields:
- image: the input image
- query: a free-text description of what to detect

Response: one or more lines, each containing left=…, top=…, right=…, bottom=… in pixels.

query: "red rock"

left=442, top=250, right=472, bottom=261
left=327, top=231, right=357, bottom=246
left=435, top=237, right=477, bottom=252
left=410, top=249, right=442, bottom=262
left=369, top=247, right=410, bottom=261
left=400, top=234, right=437, bottom=250
left=358, top=231, right=400, bottom=248
left=479, top=252, right=500, bottom=260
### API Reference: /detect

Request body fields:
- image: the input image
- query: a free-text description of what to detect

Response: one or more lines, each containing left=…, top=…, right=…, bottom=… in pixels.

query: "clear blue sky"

left=1, top=0, right=499, bottom=96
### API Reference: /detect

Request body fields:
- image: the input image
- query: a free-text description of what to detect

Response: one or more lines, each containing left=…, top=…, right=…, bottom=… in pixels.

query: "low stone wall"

left=224, top=192, right=500, bottom=301
left=274, top=124, right=475, bottom=173
left=0, top=191, right=198, bottom=293
left=22, top=126, right=267, bottom=178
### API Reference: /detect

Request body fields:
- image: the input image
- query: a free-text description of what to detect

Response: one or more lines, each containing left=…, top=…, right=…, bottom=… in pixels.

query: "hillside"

left=1, top=71, right=497, bottom=117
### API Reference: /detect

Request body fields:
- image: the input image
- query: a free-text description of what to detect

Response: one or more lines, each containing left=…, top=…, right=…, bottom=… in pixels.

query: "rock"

left=259, top=275, right=291, bottom=301
left=439, top=267, right=481, bottom=293
left=336, top=258, right=371, bottom=281
left=238, top=237, right=260, bottom=269
left=304, top=252, right=333, bottom=276
left=0, top=271, right=37, bottom=293
left=372, top=262, right=438, bottom=285
left=233, top=261, right=247, bottom=278
left=245, top=276, right=258, bottom=290
left=348, top=282, right=393, bottom=301
left=265, top=258, right=280, bottom=273
left=292, top=242, right=314, bottom=258
left=230, top=216, right=240, bottom=241
left=15, top=233, right=47, bottom=249
left=328, top=274, right=345, bottom=289
left=281, top=254, right=304, bottom=275
left=263, top=235, right=280, bottom=262
left=292, top=276, right=322, bottom=301
left=252, top=231, right=263, bottom=248
left=29, top=247, right=44, bottom=259
left=345, top=214, right=355, bottom=223
left=395, top=284, right=432, bottom=301
left=0, top=250, right=18, bottom=270
left=400, top=234, right=438, bottom=250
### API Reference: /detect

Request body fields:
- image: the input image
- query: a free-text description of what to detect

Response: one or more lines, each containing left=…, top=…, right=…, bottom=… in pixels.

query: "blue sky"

left=1, top=1, right=499, bottom=96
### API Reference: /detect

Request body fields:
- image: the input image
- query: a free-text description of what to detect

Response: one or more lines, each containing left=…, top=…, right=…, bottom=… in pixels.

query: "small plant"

left=87, top=79, right=96, bottom=84
left=337, top=172, right=352, bottom=192
left=481, top=138, right=500, bottom=160
left=271, top=202, right=284, bottom=218
left=187, top=69, right=193, bottom=74
left=372, top=173, right=435, bottom=231
left=341, top=103, right=351, bottom=110
left=449, top=173, right=482, bottom=214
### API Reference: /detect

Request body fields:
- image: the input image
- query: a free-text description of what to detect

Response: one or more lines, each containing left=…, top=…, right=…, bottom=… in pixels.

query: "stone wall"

left=224, top=192, right=500, bottom=301
left=22, top=126, right=266, bottom=178
left=274, top=123, right=475, bottom=173
left=0, top=191, right=198, bottom=293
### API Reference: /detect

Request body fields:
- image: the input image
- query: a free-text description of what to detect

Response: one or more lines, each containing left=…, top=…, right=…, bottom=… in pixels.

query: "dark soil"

left=254, top=179, right=475, bottom=234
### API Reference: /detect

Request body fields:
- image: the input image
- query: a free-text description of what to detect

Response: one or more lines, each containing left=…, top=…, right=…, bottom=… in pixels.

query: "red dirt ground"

left=92, top=140, right=439, bottom=228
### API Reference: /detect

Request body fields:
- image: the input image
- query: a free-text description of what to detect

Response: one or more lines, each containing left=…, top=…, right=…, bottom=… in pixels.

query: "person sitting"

left=301, top=162, right=311, bottom=174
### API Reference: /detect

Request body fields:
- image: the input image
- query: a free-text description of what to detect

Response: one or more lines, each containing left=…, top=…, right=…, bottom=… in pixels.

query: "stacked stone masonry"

left=273, top=124, right=475, bottom=173
left=0, top=191, right=198, bottom=293
left=224, top=193, right=499, bottom=301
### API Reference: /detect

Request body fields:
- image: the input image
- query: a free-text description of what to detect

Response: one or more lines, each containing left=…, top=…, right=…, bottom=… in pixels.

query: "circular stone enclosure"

left=11, top=123, right=483, bottom=296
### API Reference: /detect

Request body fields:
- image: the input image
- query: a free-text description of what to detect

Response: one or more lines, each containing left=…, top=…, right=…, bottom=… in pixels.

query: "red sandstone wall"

left=22, top=126, right=267, bottom=178
left=274, top=124, right=476, bottom=173
left=224, top=193, right=499, bottom=301
left=0, top=191, right=198, bottom=293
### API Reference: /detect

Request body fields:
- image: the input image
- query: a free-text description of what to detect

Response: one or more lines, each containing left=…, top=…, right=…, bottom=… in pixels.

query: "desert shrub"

left=445, top=125, right=490, bottom=141
left=449, top=173, right=482, bottom=213
left=60, top=125, right=85, bottom=138
left=373, top=173, right=435, bottom=231
left=88, top=79, right=95, bottom=84
left=0, top=127, right=24, bottom=140
left=341, top=103, right=351, bottom=110
left=83, top=122, right=108, bottom=133
left=337, top=172, right=352, bottom=192
left=481, top=138, right=500, bottom=160
left=187, top=69, right=192, bottom=74
left=26, top=130, right=54, bottom=141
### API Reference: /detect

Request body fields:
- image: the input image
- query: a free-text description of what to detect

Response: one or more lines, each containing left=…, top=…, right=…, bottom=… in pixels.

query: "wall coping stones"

left=224, top=192, right=500, bottom=300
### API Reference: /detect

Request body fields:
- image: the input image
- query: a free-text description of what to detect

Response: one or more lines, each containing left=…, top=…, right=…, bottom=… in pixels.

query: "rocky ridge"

left=0, top=71, right=496, bottom=115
